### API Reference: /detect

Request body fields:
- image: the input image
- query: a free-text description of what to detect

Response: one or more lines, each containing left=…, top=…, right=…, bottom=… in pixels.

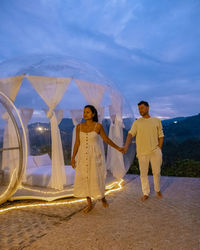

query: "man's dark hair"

left=138, top=101, right=149, bottom=107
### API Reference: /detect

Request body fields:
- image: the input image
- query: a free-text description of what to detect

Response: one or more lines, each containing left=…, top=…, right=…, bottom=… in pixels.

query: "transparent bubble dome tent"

left=0, top=55, right=135, bottom=204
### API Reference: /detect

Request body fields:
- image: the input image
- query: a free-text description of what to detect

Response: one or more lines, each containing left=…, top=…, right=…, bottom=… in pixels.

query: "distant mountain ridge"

left=28, top=114, right=200, bottom=143
left=162, top=113, right=200, bottom=141
left=26, top=114, right=200, bottom=176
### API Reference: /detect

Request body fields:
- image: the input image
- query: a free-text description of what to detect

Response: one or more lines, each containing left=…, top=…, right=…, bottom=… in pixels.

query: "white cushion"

left=33, top=154, right=52, bottom=167
left=27, top=156, right=38, bottom=168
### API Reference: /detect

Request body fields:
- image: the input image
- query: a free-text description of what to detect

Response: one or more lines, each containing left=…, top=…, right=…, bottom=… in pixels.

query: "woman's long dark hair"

left=84, top=105, right=98, bottom=122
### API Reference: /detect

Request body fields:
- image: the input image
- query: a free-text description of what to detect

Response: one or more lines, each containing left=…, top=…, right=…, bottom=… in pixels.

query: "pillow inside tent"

left=33, top=154, right=52, bottom=167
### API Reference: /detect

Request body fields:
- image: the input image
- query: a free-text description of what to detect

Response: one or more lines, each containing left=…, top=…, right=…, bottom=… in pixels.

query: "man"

left=124, top=101, right=164, bottom=201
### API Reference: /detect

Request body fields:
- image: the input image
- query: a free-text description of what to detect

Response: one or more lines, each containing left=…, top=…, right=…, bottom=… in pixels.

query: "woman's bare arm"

left=71, top=124, right=80, bottom=168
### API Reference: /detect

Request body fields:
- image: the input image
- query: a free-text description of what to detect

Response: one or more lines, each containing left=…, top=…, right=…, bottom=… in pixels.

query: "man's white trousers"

left=138, top=148, right=162, bottom=196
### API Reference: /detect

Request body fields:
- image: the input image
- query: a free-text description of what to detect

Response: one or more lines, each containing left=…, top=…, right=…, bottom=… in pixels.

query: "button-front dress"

left=73, top=124, right=106, bottom=199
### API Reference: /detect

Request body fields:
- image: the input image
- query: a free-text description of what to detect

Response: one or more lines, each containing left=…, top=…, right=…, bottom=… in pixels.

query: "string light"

left=105, top=179, right=124, bottom=195
left=17, top=179, right=122, bottom=196
left=0, top=198, right=86, bottom=214
left=0, top=179, right=124, bottom=214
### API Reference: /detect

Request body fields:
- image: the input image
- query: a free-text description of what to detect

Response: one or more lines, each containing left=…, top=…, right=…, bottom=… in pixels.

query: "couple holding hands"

left=71, top=101, right=164, bottom=213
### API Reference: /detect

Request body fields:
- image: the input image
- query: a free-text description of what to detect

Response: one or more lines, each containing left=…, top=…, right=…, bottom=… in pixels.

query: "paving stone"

left=0, top=175, right=199, bottom=250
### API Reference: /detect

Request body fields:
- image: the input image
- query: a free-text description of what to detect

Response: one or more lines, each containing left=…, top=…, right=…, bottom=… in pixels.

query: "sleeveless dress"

left=73, top=124, right=106, bottom=199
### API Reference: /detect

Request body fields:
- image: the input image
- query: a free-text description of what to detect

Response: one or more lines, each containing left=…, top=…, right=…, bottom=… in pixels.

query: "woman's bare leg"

left=83, top=197, right=93, bottom=213
left=102, top=197, right=109, bottom=208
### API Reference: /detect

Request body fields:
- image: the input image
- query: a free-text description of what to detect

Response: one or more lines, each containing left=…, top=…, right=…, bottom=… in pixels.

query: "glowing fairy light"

left=17, top=179, right=123, bottom=195
left=106, top=179, right=124, bottom=189
left=105, top=179, right=124, bottom=195
left=0, top=198, right=87, bottom=214
left=0, top=179, right=124, bottom=214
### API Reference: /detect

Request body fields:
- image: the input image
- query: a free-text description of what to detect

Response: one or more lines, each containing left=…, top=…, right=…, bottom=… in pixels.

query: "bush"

left=161, top=159, right=200, bottom=177
left=128, top=157, right=200, bottom=178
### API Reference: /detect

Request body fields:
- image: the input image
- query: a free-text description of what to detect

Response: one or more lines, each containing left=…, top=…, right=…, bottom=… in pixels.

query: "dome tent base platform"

left=8, top=171, right=119, bottom=202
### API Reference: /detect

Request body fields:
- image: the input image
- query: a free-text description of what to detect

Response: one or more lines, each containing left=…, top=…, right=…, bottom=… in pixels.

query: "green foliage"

left=128, top=139, right=200, bottom=177
left=161, top=159, right=200, bottom=177
left=127, top=158, right=140, bottom=175
left=161, top=138, right=200, bottom=177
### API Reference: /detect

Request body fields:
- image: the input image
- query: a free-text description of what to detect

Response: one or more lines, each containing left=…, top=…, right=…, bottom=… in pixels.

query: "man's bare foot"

left=156, top=191, right=163, bottom=198
left=141, top=195, right=149, bottom=201
left=83, top=205, right=93, bottom=213
left=102, top=197, right=109, bottom=208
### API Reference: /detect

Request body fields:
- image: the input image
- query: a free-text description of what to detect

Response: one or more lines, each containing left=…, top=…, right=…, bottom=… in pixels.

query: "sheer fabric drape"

left=19, top=107, right=33, bottom=155
left=97, top=106, right=105, bottom=124
left=96, top=106, right=106, bottom=164
left=74, top=79, right=107, bottom=108
left=0, top=76, right=23, bottom=101
left=19, top=107, right=33, bottom=182
left=54, top=109, right=64, bottom=125
left=106, top=106, right=115, bottom=172
left=70, top=109, right=83, bottom=157
left=0, top=76, right=24, bottom=174
left=27, top=76, right=71, bottom=190
left=106, top=89, right=126, bottom=178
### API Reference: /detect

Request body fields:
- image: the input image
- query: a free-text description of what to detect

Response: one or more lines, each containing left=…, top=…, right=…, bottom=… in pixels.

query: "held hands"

left=118, top=147, right=126, bottom=154
left=117, top=146, right=129, bottom=154
left=71, top=158, right=76, bottom=169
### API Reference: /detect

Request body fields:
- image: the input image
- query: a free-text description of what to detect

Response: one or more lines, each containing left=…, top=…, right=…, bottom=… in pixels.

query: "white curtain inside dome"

left=19, top=107, right=33, bottom=156
left=1, top=112, right=20, bottom=175
left=97, top=106, right=105, bottom=123
left=74, top=79, right=107, bottom=108
left=70, top=109, right=83, bottom=157
left=0, top=76, right=24, bottom=175
left=0, top=76, right=24, bottom=102
left=27, top=76, right=72, bottom=190
left=54, top=109, right=64, bottom=124
left=106, top=88, right=126, bottom=179
left=106, top=114, right=126, bottom=178
left=96, top=106, right=106, bottom=165
left=109, top=88, right=123, bottom=117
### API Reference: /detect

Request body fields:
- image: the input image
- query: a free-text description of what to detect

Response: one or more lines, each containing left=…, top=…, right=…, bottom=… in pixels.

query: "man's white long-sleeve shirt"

left=129, top=117, right=164, bottom=157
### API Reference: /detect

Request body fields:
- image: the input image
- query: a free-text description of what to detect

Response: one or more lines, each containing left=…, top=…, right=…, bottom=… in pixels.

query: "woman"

left=71, top=105, right=124, bottom=213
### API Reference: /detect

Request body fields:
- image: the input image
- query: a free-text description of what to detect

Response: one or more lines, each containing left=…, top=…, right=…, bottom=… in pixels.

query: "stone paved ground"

left=0, top=175, right=200, bottom=250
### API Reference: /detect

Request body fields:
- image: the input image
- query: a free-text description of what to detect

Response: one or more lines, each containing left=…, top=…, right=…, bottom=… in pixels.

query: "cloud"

left=0, top=0, right=199, bottom=118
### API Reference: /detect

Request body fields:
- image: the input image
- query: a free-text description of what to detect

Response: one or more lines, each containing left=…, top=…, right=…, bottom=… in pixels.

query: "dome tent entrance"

left=0, top=91, right=27, bottom=205
left=0, top=55, right=136, bottom=203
